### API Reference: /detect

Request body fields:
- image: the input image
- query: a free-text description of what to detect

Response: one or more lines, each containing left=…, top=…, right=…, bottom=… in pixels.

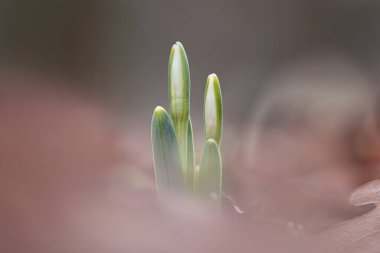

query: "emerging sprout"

left=168, top=42, right=190, bottom=173
left=151, top=42, right=223, bottom=205
left=151, top=106, right=185, bottom=193
left=204, top=74, right=223, bottom=146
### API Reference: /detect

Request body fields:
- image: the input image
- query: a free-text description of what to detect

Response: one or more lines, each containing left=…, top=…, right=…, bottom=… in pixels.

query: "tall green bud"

left=168, top=42, right=191, bottom=173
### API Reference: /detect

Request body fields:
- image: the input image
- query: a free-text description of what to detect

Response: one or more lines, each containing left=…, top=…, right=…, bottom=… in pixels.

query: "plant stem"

left=197, top=139, right=222, bottom=202
left=187, top=117, right=195, bottom=191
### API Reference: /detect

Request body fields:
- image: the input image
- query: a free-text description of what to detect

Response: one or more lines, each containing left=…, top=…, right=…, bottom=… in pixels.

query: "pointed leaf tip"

left=206, top=138, right=218, bottom=146
left=153, top=106, right=166, bottom=115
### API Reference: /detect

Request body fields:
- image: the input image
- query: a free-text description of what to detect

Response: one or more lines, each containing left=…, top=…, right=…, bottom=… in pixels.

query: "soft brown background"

left=1, top=1, right=380, bottom=252
left=0, top=0, right=380, bottom=123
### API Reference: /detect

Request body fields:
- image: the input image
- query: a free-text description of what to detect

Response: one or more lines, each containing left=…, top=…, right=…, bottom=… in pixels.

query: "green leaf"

left=168, top=41, right=191, bottom=172
left=186, top=117, right=195, bottom=191
left=204, top=73, right=223, bottom=146
left=151, top=106, right=185, bottom=193
left=196, top=139, right=222, bottom=201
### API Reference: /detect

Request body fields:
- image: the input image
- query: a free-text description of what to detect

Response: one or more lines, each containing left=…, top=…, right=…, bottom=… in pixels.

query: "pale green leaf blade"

left=197, top=139, right=222, bottom=201
left=186, top=117, right=195, bottom=191
left=151, top=106, right=185, bottom=193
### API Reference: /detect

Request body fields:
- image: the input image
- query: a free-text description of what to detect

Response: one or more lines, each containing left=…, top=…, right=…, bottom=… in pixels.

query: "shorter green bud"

left=204, top=74, right=223, bottom=146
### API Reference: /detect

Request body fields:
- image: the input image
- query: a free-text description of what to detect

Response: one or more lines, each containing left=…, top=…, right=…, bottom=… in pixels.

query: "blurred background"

left=0, top=0, right=380, bottom=122
left=1, top=0, right=380, bottom=252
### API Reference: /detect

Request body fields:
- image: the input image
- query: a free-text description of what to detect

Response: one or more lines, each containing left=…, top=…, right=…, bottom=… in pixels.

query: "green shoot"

left=204, top=74, right=223, bottom=146
left=151, top=42, right=223, bottom=205
left=168, top=42, right=190, bottom=173
left=151, top=106, right=185, bottom=193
